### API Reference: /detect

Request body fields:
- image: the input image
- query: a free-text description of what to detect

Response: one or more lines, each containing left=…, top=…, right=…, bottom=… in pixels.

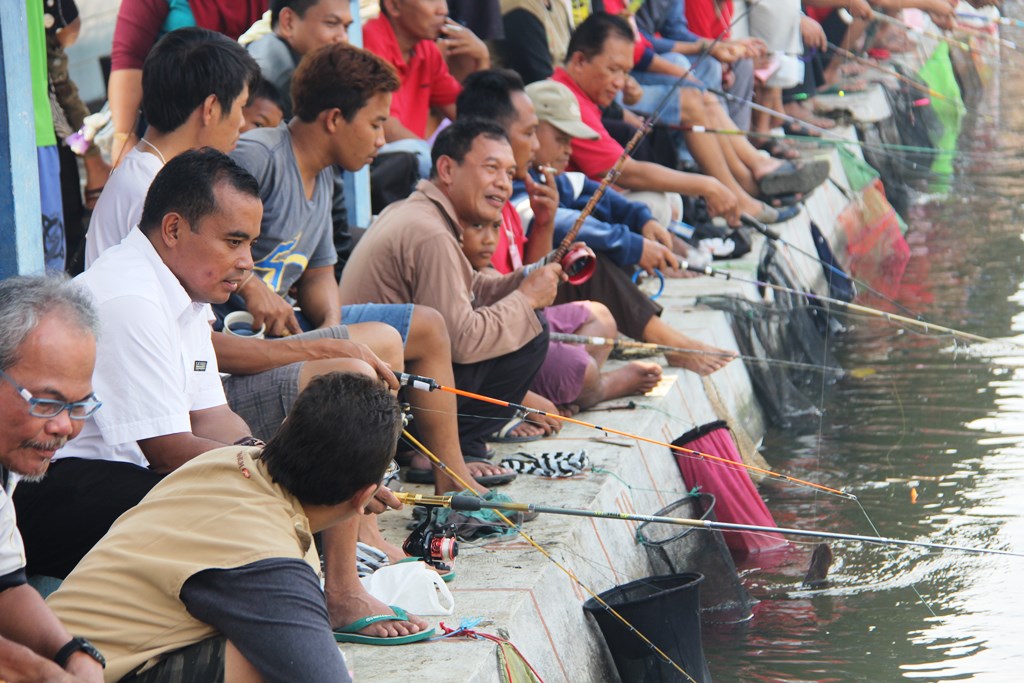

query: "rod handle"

left=397, top=372, right=439, bottom=392
left=450, top=494, right=483, bottom=512
left=740, top=213, right=780, bottom=240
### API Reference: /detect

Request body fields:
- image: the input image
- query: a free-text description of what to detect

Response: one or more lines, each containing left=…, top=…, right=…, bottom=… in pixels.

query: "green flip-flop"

left=394, top=556, right=457, bottom=583
left=332, top=605, right=435, bottom=645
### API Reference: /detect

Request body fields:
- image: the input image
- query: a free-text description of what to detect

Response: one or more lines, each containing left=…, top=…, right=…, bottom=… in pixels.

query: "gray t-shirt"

left=246, top=34, right=299, bottom=119
left=180, top=557, right=350, bottom=683
left=230, top=126, right=337, bottom=298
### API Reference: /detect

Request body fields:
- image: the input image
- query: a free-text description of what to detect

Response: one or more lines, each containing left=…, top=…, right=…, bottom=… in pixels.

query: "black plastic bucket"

left=583, top=573, right=712, bottom=683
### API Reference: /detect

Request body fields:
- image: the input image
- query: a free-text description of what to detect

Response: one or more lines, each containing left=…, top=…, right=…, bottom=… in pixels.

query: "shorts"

left=121, top=636, right=226, bottom=683
left=222, top=326, right=348, bottom=441
left=341, top=303, right=415, bottom=346
left=531, top=303, right=592, bottom=405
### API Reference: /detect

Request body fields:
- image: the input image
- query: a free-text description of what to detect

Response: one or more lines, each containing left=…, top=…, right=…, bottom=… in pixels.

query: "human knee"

left=409, top=305, right=451, bottom=350
left=585, top=301, right=617, bottom=337
left=680, top=89, right=705, bottom=121
left=349, top=321, right=403, bottom=369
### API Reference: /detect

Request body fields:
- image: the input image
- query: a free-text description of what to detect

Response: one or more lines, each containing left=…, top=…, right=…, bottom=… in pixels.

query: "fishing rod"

left=395, top=492, right=1024, bottom=560
left=958, top=12, right=1024, bottom=30
left=738, top=213, right=923, bottom=318
left=678, top=257, right=1022, bottom=348
left=658, top=121, right=960, bottom=157
left=825, top=41, right=955, bottom=100
left=399, top=430, right=698, bottom=682
left=548, top=331, right=846, bottom=375
left=397, top=372, right=854, bottom=499
left=869, top=9, right=972, bottom=51
left=548, top=0, right=762, bottom=272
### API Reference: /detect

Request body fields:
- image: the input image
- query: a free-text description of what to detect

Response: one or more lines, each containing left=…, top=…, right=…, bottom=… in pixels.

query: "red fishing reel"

left=561, top=245, right=597, bottom=285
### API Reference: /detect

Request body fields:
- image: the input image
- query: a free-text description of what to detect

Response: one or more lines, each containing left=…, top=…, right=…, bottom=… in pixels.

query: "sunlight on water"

left=704, top=11, right=1024, bottom=682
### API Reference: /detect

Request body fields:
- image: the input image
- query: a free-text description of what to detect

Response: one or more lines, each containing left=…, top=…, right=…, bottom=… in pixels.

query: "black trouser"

left=451, top=312, right=550, bottom=458
left=555, top=253, right=662, bottom=341
left=13, top=458, right=164, bottom=578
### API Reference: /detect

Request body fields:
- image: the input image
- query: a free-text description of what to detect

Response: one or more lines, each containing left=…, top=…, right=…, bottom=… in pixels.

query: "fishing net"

left=636, top=492, right=757, bottom=625
left=917, top=42, right=966, bottom=187
left=583, top=573, right=713, bottom=683
left=669, top=422, right=785, bottom=558
left=697, top=243, right=843, bottom=428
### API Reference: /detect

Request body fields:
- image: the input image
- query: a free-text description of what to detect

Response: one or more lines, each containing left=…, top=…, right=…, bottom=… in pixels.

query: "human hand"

left=518, top=262, right=564, bottom=309
left=364, top=485, right=402, bottom=515
left=800, top=16, right=827, bottom=51
left=238, top=276, right=303, bottom=338
left=622, top=76, right=644, bottom=106
left=710, top=42, right=740, bottom=63
left=850, top=0, right=875, bottom=21
left=439, top=20, right=490, bottom=65
left=525, top=171, right=559, bottom=232
left=641, top=220, right=674, bottom=249
left=701, top=178, right=739, bottom=225
left=638, top=239, right=680, bottom=275
left=308, top=338, right=398, bottom=390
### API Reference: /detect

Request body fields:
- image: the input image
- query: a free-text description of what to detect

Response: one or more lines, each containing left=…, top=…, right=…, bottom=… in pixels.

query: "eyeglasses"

left=381, top=459, right=400, bottom=487
left=0, top=368, right=102, bottom=420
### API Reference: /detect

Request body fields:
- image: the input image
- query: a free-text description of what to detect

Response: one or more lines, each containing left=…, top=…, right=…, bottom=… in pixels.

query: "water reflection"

left=705, top=15, right=1024, bottom=681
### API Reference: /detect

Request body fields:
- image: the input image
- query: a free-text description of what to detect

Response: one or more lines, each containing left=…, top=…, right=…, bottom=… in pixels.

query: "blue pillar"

left=0, top=1, right=43, bottom=277
left=344, top=0, right=372, bottom=228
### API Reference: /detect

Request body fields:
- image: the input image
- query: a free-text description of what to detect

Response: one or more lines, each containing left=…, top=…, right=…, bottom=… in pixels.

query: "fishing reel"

left=403, top=506, right=458, bottom=573
left=561, top=245, right=597, bottom=285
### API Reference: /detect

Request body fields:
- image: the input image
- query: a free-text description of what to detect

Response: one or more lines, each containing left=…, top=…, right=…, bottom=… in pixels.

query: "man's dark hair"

left=291, top=43, right=399, bottom=123
left=251, top=76, right=287, bottom=115
left=139, top=148, right=260, bottom=234
left=455, top=69, right=526, bottom=128
left=429, top=118, right=510, bottom=179
left=261, top=372, right=401, bottom=506
left=270, top=0, right=319, bottom=26
left=142, top=27, right=260, bottom=133
left=565, top=12, right=635, bottom=63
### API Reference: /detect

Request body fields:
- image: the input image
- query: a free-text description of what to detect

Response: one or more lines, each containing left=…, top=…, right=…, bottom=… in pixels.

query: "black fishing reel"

left=561, top=245, right=597, bottom=285
left=403, top=506, right=458, bottom=573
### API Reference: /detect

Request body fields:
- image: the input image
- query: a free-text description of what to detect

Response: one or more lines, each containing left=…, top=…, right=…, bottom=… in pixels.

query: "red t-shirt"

left=684, top=0, right=733, bottom=40
left=550, top=68, right=624, bottom=180
left=601, top=0, right=653, bottom=64
left=493, top=202, right=527, bottom=275
left=805, top=7, right=833, bottom=23
left=362, top=16, right=462, bottom=138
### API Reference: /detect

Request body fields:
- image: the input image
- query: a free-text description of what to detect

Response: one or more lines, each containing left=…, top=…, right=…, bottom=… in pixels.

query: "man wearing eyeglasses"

left=0, top=274, right=105, bottom=683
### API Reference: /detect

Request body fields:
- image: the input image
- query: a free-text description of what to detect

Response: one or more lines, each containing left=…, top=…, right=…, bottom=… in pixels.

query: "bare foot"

left=326, top=585, right=428, bottom=637
left=663, top=339, right=737, bottom=375
left=358, top=516, right=406, bottom=564
left=520, top=391, right=563, bottom=434
left=558, top=403, right=581, bottom=417
left=509, top=420, right=546, bottom=438
left=601, top=361, right=663, bottom=401
left=783, top=102, right=836, bottom=130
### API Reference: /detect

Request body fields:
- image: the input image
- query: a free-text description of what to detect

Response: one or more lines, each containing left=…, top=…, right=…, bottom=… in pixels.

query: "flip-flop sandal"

left=753, top=137, right=801, bottom=160
left=402, top=460, right=517, bottom=487
left=333, top=605, right=435, bottom=645
left=487, top=414, right=544, bottom=443
left=757, top=159, right=831, bottom=197
left=758, top=192, right=802, bottom=208
left=753, top=203, right=801, bottom=226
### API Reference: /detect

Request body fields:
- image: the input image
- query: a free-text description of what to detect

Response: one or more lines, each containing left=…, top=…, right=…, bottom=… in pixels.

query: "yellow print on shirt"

left=252, top=237, right=309, bottom=294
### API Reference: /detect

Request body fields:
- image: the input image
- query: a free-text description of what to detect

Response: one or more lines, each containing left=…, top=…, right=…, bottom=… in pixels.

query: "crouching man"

left=48, top=371, right=412, bottom=682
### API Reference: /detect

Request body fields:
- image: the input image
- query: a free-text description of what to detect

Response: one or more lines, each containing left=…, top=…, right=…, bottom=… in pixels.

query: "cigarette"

left=537, top=165, right=559, bottom=177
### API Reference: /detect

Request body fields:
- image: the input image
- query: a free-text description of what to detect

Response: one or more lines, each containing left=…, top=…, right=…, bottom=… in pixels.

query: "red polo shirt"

left=550, top=68, right=624, bottom=181
left=685, top=0, right=733, bottom=40
left=363, top=16, right=462, bottom=138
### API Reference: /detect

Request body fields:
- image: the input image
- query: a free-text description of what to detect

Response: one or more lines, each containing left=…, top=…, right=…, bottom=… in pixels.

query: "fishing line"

left=549, top=0, right=763, bottom=266
left=869, top=9, right=973, bottom=52
left=397, top=493, right=1024, bottom=559
left=547, top=331, right=845, bottom=375
left=399, top=429, right=699, bottom=682
left=398, top=372, right=854, bottom=499
left=738, top=213, right=922, bottom=318
left=679, top=259, right=1024, bottom=348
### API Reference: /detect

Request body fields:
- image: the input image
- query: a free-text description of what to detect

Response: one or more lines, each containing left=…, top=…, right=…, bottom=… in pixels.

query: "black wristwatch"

left=54, top=636, right=106, bottom=669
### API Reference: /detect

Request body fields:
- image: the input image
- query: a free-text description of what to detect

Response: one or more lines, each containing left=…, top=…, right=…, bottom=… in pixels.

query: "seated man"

left=85, top=27, right=261, bottom=266
left=224, top=43, right=512, bottom=490
left=457, top=69, right=733, bottom=377
left=340, top=119, right=564, bottom=460
left=363, top=0, right=490, bottom=178
left=15, top=150, right=426, bottom=642
left=0, top=275, right=104, bottom=683
left=49, top=372, right=416, bottom=683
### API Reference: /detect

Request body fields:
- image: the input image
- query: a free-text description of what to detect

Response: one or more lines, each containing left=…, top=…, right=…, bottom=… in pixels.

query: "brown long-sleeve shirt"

left=338, top=180, right=542, bottom=364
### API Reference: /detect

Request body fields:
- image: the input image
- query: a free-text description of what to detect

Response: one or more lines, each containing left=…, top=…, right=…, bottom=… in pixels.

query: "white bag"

left=359, top=561, right=455, bottom=616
